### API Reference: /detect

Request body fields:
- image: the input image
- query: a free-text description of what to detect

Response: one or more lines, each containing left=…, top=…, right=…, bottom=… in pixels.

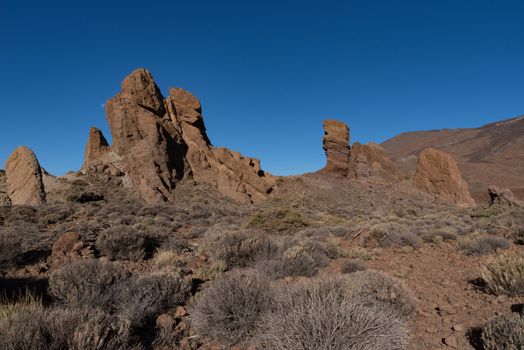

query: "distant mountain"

left=381, top=115, right=524, bottom=202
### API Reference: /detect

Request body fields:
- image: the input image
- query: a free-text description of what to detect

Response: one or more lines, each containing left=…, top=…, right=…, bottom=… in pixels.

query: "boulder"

left=488, top=186, right=523, bottom=207
left=5, top=146, right=46, bottom=205
left=413, top=148, right=476, bottom=207
left=321, top=120, right=350, bottom=176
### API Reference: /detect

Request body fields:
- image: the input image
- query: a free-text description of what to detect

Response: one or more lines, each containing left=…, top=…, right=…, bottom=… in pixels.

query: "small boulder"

left=51, top=232, right=82, bottom=258
left=488, top=186, right=523, bottom=207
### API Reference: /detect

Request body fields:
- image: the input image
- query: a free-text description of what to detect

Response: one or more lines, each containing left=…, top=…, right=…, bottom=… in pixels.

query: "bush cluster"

left=481, top=251, right=524, bottom=296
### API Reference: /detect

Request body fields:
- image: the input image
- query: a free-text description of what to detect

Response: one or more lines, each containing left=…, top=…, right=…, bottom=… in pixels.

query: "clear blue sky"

left=1, top=0, right=523, bottom=175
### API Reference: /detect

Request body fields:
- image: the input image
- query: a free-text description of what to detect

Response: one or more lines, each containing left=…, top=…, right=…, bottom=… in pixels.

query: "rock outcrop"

left=413, top=148, right=476, bottom=207
left=321, top=120, right=350, bottom=176
left=0, top=170, right=10, bottom=205
left=89, top=68, right=273, bottom=204
left=5, top=146, right=46, bottom=205
left=349, top=142, right=404, bottom=181
left=488, top=186, right=523, bottom=207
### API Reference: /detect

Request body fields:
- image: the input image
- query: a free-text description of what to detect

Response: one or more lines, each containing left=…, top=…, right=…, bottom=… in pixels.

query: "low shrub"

left=96, top=225, right=147, bottom=261
left=255, top=278, right=407, bottom=350
left=257, top=254, right=320, bottom=279
left=190, top=270, right=271, bottom=346
left=481, top=312, right=524, bottom=350
left=459, top=235, right=510, bottom=256
left=347, top=270, right=417, bottom=320
left=245, top=208, right=308, bottom=233
left=481, top=251, right=524, bottom=296
left=202, top=228, right=279, bottom=269
left=367, top=224, right=421, bottom=249
left=49, top=260, right=128, bottom=309
left=340, top=259, right=367, bottom=274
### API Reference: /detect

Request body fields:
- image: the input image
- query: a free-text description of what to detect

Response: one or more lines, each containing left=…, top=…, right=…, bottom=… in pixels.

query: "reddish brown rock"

left=321, top=120, right=350, bottom=176
left=349, top=142, right=404, bottom=181
left=488, top=185, right=523, bottom=207
left=166, top=87, right=274, bottom=203
left=97, top=68, right=273, bottom=204
left=413, top=148, right=476, bottom=207
left=105, top=68, right=186, bottom=203
left=81, top=127, right=109, bottom=171
left=5, top=146, right=46, bottom=205
left=52, top=232, right=82, bottom=258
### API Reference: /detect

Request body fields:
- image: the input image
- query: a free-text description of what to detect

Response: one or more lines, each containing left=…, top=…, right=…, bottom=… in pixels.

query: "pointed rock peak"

left=321, top=119, right=350, bottom=176
left=82, top=127, right=110, bottom=172
left=118, top=68, right=165, bottom=115
left=5, top=146, right=46, bottom=205
left=413, top=148, right=476, bottom=207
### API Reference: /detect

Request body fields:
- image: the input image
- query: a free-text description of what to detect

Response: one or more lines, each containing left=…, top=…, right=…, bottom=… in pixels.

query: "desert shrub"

left=481, top=251, right=524, bottom=296
left=471, top=205, right=504, bottom=218
left=0, top=228, right=22, bottom=268
left=38, top=205, right=74, bottom=226
left=459, top=235, right=510, bottom=256
left=257, top=254, right=320, bottom=279
left=367, top=224, right=421, bottom=249
left=96, top=225, right=147, bottom=261
left=5, top=206, right=38, bottom=224
left=190, top=270, right=272, bottom=346
left=347, top=270, right=417, bottom=320
left=341, top=259, right=367, bottom=274
left=421, top=228, right=458, bottom=243
left=255, top=278, right=407, bottom=350
left=245, top=208, right=308, bottom=233
left=202, top=228, right=279, bottom=269
left=117, top=273, right=190, bottom=331
left=49, top=260, right=128, bottom=309
left=0, top=305, right=133, bottom=350
left=328, top=225, right=351, bottom=238
left=481, top=312, right=524, bottom=350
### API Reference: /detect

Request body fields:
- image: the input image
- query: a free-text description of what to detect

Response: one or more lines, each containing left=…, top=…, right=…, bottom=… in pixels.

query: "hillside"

left=382, top=116, right=524, bottom=202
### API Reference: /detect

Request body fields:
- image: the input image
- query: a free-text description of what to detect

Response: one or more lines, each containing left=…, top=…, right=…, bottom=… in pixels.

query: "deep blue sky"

left=1, top=0, right=523, bottom=175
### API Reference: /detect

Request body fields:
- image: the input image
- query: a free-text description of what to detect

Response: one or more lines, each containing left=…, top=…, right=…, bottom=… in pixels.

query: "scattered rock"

left=5, top=146, right=46, bottom=205
left=443, top=335, right=458, bottom=348
left=156, top=313, right=176, bottom=329
left=321, top=120, right=350, bottom=176
left=52, top=232, right=82, bottom=258
left=413, top=148, right=476, bottom=207
left=175, top=306, right=187, bottom=317
left=451, top=324, right=463, bottom=332
left=488, top=185, right=523, bottom=207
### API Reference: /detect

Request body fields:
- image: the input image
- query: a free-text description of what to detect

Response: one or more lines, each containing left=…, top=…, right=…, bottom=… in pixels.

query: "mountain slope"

left=381, top=115, right=524, bottom=201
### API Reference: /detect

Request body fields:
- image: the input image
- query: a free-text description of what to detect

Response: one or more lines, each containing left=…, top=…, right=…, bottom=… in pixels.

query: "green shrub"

left=481, top=251, right=524, bottom=296
left=481, top=312, right=524, bottom=350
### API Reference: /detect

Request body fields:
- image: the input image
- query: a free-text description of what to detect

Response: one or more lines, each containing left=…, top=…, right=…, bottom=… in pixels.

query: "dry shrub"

left=245, top=208, right=308, bottom=233
left=347, top=270, right=417, bottom=320
left=0, top=228, right=22, bottom=268
left=255, top=278, right=408, bottom=350
left=190, top=270, right=271, bottom=346
left=481, top=251, right=524, bottom=296
left=257, top=254, right=319, bottom=279
left=367, top=223, right=421, bottom=249
left=481, top=312, right=524, bottom=350
left=202, top=228, right=279, bottom=269
left=49, top=259, right=128, bottom=309
left=341, top=259, right=367, bottom=274
left=459, top=235, right=510, bottom=256
left=421, top=228, right=458, bottom=243
left=96, top=225, right=147, bottom=261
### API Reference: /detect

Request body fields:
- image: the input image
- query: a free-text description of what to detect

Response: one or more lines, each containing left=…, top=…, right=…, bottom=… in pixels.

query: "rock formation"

left=349, top=142, right=404, bottom=181
left=321, top=120, right=350, bottom=176
left=87, top=68, right=274, bottom=204
left=5, top=146, right=46, bottom=205
left=488, top=186, right=523, bottom=207
left=413, top=148, right=476, bottom=207
left=0, top=170, right=10, bottom=205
